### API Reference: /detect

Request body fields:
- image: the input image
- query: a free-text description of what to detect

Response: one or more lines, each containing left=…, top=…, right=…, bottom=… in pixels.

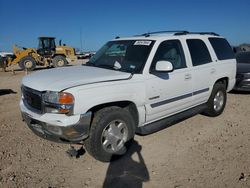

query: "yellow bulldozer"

left=3, top=37, right=77, bottom=71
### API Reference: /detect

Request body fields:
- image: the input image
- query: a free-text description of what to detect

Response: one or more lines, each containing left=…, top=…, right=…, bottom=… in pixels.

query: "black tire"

left=19, top=56, right=36, bottom=71
left=85, top=106, right=135, bottom=162
left=52, top=55, right=67, bottom=68
left=203, top=82, right=227, bottom=117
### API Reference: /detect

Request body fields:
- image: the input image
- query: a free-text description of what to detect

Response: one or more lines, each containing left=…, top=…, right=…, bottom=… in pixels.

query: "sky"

left=0, top=0, right=249, bottom=52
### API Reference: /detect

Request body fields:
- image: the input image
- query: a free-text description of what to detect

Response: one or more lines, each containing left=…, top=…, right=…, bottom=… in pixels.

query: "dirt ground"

left=0, top=63, right=250, bottom=188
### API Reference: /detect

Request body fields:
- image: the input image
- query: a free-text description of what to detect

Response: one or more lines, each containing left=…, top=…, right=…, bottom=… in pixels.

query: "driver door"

left=145, top=39, right=193, bottom=123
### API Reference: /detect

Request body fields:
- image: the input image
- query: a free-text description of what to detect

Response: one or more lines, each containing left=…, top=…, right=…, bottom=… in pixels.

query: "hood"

left=237, top=63, right=250, bottom=74
left=22, top=65, right=131, bottom=91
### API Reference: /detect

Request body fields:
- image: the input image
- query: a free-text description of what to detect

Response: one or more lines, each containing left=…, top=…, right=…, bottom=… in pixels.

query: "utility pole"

left=80, top=27, right=83, bottom=53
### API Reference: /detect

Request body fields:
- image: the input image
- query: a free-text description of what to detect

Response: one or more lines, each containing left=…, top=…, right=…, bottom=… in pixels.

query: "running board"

left=136, top=104, right=207, bottom=135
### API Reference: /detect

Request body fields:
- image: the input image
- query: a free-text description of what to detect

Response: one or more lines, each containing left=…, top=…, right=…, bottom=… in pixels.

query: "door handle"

left=185, top=74, right=192, bottom=80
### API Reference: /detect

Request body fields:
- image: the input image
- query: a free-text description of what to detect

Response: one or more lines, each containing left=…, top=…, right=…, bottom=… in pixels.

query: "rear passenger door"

left=186, top=39, right=214, bottom=106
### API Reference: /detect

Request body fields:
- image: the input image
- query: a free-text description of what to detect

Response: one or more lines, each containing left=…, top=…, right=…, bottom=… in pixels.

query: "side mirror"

left=155, top=60, right=173, bottom=72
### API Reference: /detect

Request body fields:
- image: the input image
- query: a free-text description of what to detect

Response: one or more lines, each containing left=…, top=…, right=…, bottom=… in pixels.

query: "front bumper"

left=21, top=111, right=92, bottom=144
left=234, top=75, right=250, bottom=92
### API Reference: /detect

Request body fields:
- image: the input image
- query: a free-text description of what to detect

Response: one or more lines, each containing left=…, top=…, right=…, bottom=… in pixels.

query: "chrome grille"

left=22, top=86, right=43, bottom=113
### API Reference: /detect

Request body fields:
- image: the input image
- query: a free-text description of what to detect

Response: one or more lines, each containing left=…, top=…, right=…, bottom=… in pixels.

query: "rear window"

left=187, top=39, right=212, bottom=66
left=236, top=52, right=250, bottom=64
left=209, top=38, right=235, bottom=60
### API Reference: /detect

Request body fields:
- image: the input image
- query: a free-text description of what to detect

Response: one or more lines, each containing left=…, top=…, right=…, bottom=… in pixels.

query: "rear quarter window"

left=209, top=38, right=235, bottom=60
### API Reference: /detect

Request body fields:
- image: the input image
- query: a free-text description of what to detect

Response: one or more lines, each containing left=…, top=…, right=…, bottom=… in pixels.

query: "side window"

left=187, top=39, right=212, bottom=66
left=208, top=38, right=235, bottom=60
left=151, top=40, right=186, bottom=70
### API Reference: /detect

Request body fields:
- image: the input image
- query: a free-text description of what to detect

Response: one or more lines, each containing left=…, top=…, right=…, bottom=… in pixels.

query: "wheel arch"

left=87, top=101, right=139, bottom=128
left=214, top=77, right=228, bottom=89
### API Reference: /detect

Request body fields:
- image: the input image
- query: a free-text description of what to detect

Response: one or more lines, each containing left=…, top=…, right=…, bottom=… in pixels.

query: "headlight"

left=43, top=91, right=59, bottom=104
left=43, top=91, right=74, bottom=114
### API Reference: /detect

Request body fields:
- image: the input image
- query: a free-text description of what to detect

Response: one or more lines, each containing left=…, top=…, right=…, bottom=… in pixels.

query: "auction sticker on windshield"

left=134, top=41, right=152, bottom=46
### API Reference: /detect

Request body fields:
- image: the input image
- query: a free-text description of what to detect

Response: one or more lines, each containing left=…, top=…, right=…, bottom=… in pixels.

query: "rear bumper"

left=21, top=110, right=92, bottom=144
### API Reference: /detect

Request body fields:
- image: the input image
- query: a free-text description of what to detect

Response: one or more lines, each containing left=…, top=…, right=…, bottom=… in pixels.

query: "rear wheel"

left=203, top=82, right=227, bottom=117
left=52, top=55, right=67, bottom=67
left=19, top=56, right=36, bottom=71
left=85, top=107, right=135, bottom=162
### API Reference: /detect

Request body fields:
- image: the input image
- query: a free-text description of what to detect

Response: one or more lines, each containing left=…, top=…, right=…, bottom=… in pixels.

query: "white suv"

left=20, top=31, right=236, bottom=162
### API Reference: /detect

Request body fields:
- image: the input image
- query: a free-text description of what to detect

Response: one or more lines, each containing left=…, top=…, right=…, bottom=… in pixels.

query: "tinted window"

left=187, top=39, right=212, bottom=66
left=236, top=52, right=250, bottom=64
left=209, top=38, right=235, bottom=60
left=151, top=40, right=186, bottom=70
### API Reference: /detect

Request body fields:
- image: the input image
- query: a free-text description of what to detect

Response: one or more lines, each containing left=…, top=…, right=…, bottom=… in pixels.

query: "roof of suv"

left=114, top=31, right=223, bottom=41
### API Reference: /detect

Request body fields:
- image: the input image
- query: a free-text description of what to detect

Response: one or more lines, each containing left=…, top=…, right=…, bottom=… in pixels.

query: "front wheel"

left=19, top=56, right=36, bottom=71
left=85, top=107, right=135, bottom=162
left=203, top=83, right=227, bottom=117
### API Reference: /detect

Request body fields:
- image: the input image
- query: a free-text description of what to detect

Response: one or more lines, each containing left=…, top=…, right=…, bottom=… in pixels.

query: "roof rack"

left=174, top=31, right=220, bottom=36
left=136, top=30, right=189, bottom=37
left=136, top=31, right=220, bottom=37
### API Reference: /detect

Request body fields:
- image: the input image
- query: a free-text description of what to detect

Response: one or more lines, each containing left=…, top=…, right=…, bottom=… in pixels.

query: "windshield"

left=86, top=40, right=155, bottom=73
left=38, top=38, right=56, bottom=49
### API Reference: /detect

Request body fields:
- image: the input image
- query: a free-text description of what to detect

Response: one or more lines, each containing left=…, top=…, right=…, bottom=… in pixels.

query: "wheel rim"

left=24, top=60, right=33, bottom=69
left=57, top=60, right=65, bottom=67
left=213, top=90, right=224, bottom=112
left=101, top=120, right=128, bottom=153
